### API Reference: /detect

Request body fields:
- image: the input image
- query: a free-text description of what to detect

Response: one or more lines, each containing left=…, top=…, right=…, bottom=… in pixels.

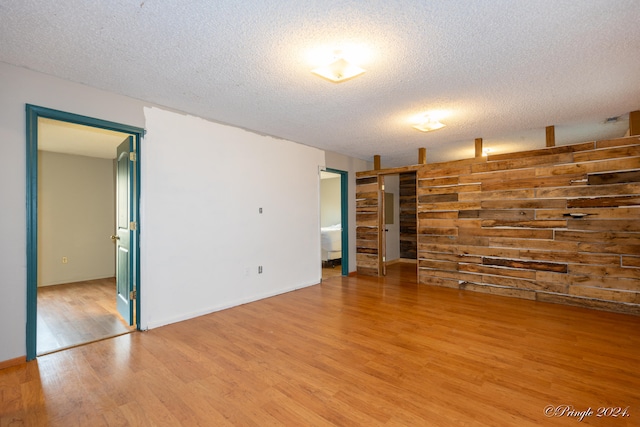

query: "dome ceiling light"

left=311, top=50, right=366, bottom=83
left=412, top=114, right=446, bottom=132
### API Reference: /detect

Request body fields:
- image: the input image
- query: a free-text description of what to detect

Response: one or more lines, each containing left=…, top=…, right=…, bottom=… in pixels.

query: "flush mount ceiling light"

left=311, top=51, right=366, bottom=83
left=412, top=115, right=446, bottom=132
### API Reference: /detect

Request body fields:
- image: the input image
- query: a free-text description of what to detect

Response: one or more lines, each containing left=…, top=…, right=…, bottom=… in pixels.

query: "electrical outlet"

left=62, top=257, right=68, bottom=264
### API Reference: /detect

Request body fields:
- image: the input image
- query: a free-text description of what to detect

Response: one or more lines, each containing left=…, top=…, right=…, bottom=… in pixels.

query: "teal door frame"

left=325, top=168, right=349, bottom=276
left=25, top=104, right=144, bottom=361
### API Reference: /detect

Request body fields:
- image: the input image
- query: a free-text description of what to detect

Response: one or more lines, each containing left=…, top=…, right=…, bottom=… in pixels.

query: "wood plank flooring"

left=37, top=278, right=134, bottom=355
left=322, top=264, right=343, bottom=280
left=3, top=263, right=639, bottom=426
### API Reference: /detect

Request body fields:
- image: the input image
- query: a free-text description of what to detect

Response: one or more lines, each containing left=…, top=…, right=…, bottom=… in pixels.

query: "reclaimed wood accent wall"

left=399, top=172, right=417, bottom=259
left=356, top=176, right=381, bottom=276
left=417, top=136, right=640, bottom=314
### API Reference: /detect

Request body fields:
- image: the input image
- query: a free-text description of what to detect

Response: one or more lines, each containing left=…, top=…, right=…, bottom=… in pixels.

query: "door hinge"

left=129, top=152, right=136, bottom=161
left=129, top=290, right=137, bottom=300
left=381, top=184, right=385, bottom=191
left=130, top=221, right=137, bottom=230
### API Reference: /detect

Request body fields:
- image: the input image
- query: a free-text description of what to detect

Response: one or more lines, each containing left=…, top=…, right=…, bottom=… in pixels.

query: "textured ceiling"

left=2, top=0, right=639, bottom=167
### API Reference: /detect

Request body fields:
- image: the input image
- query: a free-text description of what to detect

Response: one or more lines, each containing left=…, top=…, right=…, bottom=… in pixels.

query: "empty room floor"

left=37, top=278, right=134, bottom=355
left=4, top=263, right=639, bottom=426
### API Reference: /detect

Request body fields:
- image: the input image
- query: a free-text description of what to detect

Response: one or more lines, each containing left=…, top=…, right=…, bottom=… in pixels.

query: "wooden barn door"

left=355, top=174, right=384, bottom=276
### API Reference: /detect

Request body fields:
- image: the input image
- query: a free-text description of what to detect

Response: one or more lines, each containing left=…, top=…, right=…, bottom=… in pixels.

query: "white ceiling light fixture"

left=412, top=114, right=446, bottom=132
left=311, top=50, right=366, bottom=83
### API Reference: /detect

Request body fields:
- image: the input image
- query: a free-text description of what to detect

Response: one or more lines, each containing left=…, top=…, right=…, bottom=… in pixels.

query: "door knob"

left=110, top=235, right=120, bottom=241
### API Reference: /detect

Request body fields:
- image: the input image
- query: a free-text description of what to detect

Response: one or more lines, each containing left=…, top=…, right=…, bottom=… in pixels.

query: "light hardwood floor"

left=37, top=278, right=134, bottom=355
left=322, top=264, right=343, bottom=280
left=3, top=263, right=639, bottom=426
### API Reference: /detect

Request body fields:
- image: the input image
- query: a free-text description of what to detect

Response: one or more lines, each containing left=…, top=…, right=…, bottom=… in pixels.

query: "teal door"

left=114, top=136, right=134, bottom=325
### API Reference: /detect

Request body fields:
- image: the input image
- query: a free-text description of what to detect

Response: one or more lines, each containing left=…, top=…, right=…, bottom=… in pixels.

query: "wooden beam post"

left=418, top=148, right=426, bottom=165
left=630, top=111, right=640, bottom=136
left=475, top=138, right=483, bottom=158
left=374, top=155, right=381, bottom=170
left=546, top=125, right=556, bottom=147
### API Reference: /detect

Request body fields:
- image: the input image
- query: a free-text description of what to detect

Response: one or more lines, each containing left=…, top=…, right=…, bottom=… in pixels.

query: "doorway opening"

left=26, top=105, right=144, bottom=360
left=380, top=172, right=417, bottom=278
left=320, top=168, right=348, bottom=279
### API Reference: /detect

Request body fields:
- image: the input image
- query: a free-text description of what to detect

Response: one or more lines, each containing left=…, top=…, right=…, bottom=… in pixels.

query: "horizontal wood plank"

left=459, top=209, right=535, bottom=220
left=488, top=237, right=579, bottom=252
left=536, top=183, right=640, bottom=199
left=573, top=145, right=640, bottom=162
left=417, top=193, right=458, bottom=203
left=535, top=207, right=640, bottom=220
left=567, top=219, right=640, bottom=232
left=520, top=250, right=620, bottom=266
left=418, top=184, right=481, bottom=194
left=417, top=227, right=458, bottom=236
left=482, top=257, right=568, bottom=273
left=356, top=188, right=379, bottom=198
left=472, top=153, right=574, bottom=173
left=567, top=195, right=640, bottom=208
left=535, top=157, right=640, bottom=177
left=417, top=176, right=459, bottom=186
left=459, top=167, right=536, bottom=184
left=535, top=291, right=640, bottom=314
left=459, top=189, right=535, bottom=201
left=481, top=175, right=583, bottom=192
left=480, top=219, right=567, bottom=228
left=418, top=201, right=482, bottom=211
left=622, top=256, right=640, bottom=268
left=480, top=199, right=567, bottom=209
left=486, top=142, right=595, bottom=161
left=482, top=274, right=568, bottom=294
left=419, top=211, right=459, bottom=219
left=418, top=259, right=459, bottom=271
left=356, top=201, right=379, bottom=210
left=356, top=176, right=378, bottom=184
left=569, top=285, right=640, bottom=303
left=569, top=264, right=640, bottom=280
left=460, top=282, right=537, bottom=300
left=356, top=253, right=379, bottom=265
left=595, top=136, right=640, bottom=148
left=418, top=251, right=483, bottom=264
left=419, top=235, right=489, bottom=246
left=577, top=242, right=640, bottom=255
left=459, top=263, right=537, bottom=279
left=588, top=169, right=640, bottom=185
left=459, top=227, right=554, bottom=239
left=420, top=218, right=481, bottom=228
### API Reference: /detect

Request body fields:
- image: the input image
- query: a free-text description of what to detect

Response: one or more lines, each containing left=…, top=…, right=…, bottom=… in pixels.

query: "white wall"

left=140, top=107, right=325, bottom=329
left=0, top=60, right=370, bottom=363
left=320, top=176, right=341, bottom=227
left=324, top=151, right=373, bottom=273
left=38, top=151, right=115, bottom=286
